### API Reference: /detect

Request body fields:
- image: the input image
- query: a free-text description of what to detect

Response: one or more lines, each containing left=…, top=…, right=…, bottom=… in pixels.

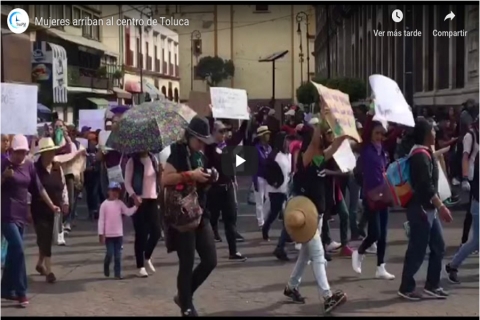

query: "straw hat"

left=284, top=196, right=319, bottom=244
left=256, top=125, right=270, bottom=137
left=35, top=137, right=60, bottom=154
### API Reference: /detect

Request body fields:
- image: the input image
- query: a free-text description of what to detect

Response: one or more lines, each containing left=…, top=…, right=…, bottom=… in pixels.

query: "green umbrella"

left=106, top=101, right=195, bottom=154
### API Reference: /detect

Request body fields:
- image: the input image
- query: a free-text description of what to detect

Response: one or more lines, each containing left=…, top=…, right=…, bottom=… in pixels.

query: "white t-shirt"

left=463, top=131, right=479, bottom=181
left=266, top=152, right=292, bottom=194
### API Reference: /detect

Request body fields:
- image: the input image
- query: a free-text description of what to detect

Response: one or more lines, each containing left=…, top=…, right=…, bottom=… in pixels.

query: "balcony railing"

left=67, top=65, right=113, bottom=90
left=155, top=59, right=160, bottom=72
left=163, top=61, right=168, bottom=75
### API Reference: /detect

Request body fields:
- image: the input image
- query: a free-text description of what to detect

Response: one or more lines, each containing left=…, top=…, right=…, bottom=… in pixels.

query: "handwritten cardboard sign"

left=1, top=83, right=38, bottom=135
left=312, top=82, right=361, bottom=142
left=210, top=87, right=249, bottom=120
left=188, top=91, right=211, bottom=117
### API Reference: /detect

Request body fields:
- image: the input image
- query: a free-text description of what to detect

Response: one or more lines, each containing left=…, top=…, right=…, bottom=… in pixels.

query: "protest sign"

left=333, top=139, right=357, bottom=173
left=79, top=109, right=105, bottom=131
left=188, top=91, right=211, bottom=117
left=369, top=74, right=415, bottom=127
left=1, top=83, right=38, bottom=135
left=311, top=82, right=361, bottom=142
left=210, top=87, right=250, bottom=120
left=98, top=130, right=113, bottom=151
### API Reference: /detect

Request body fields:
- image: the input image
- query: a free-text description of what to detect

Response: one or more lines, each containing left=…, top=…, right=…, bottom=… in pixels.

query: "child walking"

left=98, top=182, right=137, bottom=279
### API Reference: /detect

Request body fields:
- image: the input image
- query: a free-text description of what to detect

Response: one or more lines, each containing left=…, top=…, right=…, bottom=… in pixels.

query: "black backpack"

left=264, top=154, right=285, bottom=189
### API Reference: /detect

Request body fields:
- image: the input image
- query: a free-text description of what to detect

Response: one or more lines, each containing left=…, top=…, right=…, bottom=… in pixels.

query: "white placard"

left=437, top=162, right=451, bottom=201
left=210, top=87, right=249, bottom=120
left=369, top=74, right=415, bottom=127
left=79, top=109, right=105, bottom=131
left=333, top=140, right=357, bottom=173
left=76, top=137, right=89, bottom=149
left=98, top=130, right=113, bottom=151
left=1, top=83, right=38, bottom=135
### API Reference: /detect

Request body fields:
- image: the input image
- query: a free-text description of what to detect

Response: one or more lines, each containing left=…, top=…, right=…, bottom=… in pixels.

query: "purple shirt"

left=1, top=158, right=43, bottom=226
left=360, top=142, right=388, bottom=193
left=253, top=142, right=272, bottom=182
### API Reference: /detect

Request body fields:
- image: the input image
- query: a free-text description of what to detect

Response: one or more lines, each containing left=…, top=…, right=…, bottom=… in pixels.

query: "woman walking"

left=351, top=110, right=395, bottom=280
left=31, top=138, right=69, bottom=283
left=124, top=149, right=162, bottom=278
left=262, top=132, right=291, bottom=241
left=253, top=126, right=272, bottom=227
left=1, top=135, right=60, bottom=307
left=162, top=116, right=218, bottom=317
left=283, top=124, right=347, bottom=314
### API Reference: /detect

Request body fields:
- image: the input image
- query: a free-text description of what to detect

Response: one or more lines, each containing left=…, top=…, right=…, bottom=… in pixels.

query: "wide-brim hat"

left=284, top=196, right=319, bottom=244
left=256, top=125, right=270, bottom=137
left=35, top=137, right=60, bottom=154
left=186, top=115, right=215, bottom=145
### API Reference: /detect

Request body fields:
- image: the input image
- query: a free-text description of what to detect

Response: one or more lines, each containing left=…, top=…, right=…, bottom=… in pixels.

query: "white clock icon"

left=392, top=9, right=403, bottom=23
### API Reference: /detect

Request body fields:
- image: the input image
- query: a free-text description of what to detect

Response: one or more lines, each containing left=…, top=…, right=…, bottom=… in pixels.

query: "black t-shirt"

left=292, top=153, right=326, bottom=214
left=166, top=142, right=209, bottom=214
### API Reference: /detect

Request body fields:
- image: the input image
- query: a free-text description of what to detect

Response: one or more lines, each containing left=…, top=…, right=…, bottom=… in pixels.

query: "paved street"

left=2, top=186, right=478, bottom=316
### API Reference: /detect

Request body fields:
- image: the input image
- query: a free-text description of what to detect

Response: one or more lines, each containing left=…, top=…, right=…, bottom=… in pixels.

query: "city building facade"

left=118, top=5, right=180, bottom=103
left=314, top=4, right=479, bottom=108
left=155, top=4, right=315, bottom=108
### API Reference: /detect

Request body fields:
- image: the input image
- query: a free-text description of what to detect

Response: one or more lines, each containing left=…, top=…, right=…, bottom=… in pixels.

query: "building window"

left=64, top=5, right=72, bottom=21
left=35, top=5, right=49, bottom=19
left=72, top=7, right=81, bottom=27
left=92, top=15, right=100, bottom=40
left=82, top=12, right=93, bottom=38
left=254, top=5, right=269, bottom=12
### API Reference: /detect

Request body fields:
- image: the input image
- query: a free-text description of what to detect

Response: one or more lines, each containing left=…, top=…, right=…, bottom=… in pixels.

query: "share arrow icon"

left=444, top=11, right=455, bottom=21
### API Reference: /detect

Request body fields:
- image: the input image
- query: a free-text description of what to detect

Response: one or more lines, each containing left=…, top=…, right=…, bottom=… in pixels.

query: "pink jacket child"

left=98, top=199, right=137, bottom=238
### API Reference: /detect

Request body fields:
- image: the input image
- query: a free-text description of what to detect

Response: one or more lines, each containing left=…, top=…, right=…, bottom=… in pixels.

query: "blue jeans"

left=399, top=206, right=445, bottom=293
left=451, top=200, right=479, bottom=269
left=1, top=223, right=27, bottom=297
left=104, top=237, right=123, bottom=277
left=1, top=236, right=8, bottom=266
left=357, top=201, right=389, bottom=266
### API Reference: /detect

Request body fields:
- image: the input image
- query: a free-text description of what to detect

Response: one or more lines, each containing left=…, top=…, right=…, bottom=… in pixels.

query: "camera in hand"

left=202, top=168, right=219, bottom=183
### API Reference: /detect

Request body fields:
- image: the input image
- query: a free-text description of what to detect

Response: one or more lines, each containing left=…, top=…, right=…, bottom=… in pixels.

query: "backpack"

left=264, top=154, right=285, bottom=188
left=385, top=148, right=431, bottom=208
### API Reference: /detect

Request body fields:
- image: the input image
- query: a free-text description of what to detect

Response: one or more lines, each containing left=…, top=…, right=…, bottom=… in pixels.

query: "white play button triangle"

left=235, top=154, right=246, bottom=167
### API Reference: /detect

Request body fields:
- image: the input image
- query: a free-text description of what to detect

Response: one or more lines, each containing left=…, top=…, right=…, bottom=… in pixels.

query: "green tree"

left=195, top=56, right=235, bottom=87
left=296, top=82, right=319, bottom=105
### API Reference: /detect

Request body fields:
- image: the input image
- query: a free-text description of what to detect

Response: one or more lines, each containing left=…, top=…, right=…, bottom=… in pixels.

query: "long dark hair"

left=269, top=131, right=287, bottom=161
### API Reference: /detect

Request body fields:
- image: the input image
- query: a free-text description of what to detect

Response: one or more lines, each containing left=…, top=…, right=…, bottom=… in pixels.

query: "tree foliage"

left=195, top=56, right=235, bottom=87
left=296, top=77, right=367, bottom=105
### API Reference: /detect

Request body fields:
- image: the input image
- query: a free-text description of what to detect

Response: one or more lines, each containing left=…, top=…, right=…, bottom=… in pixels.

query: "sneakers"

left=340, top=246, right=354, bottom=257
left=63, top=223, right=72, bottom=233
left=397, top=290, right=422, bottom=301
left=146, top=259, right=156, bottom=274
left=375, top=264, right=395, bottom=280
left=294, top=243, right=302, bottom=251
left=452, top=178, right=460, bottom=186
left=324, top=290, right=347, bottom=314
left=273, top=247, right=290, bottom=262
left=137, top=267, right=149, bottom=278
left=18, top=296, right=29, bottom=308
left=57, top=232, right=66, bottom=246
left=326, top=241, right=341, bottom=252
left=423, top=287, right=449, bottom=299
left=229, top=252, right=247, bottom=262
left=351, top=250, right=364, bottom=274
left=365, top=243, right=377, bottom=254
left=283, top=286, right=306, bottom=304
left=444, top=264, right=460, bottom=284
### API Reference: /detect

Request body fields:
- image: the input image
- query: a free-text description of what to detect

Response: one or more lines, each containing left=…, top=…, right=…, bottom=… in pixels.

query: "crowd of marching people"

left=1, top=94, right=478, bottom=316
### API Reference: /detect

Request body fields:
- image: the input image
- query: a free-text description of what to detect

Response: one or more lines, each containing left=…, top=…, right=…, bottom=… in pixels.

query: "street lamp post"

left=296, top=11, right=310, bottom=82
left=190, top=30, right=201, bottom=91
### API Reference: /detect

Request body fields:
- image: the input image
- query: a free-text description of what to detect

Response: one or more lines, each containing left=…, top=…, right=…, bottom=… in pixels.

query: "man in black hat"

left=204, top=118, right=249, bottom=261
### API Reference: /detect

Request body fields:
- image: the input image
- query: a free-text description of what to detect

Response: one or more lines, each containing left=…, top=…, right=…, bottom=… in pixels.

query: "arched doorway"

left=167, top=88, right=173, bottom=101
left=161, top=86, right=166, bottom=96
left=174, top=88, right=179, bottom=102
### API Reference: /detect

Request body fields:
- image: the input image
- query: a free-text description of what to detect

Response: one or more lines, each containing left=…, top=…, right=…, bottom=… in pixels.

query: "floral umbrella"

left=106, top=101, right=196, bottom=154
